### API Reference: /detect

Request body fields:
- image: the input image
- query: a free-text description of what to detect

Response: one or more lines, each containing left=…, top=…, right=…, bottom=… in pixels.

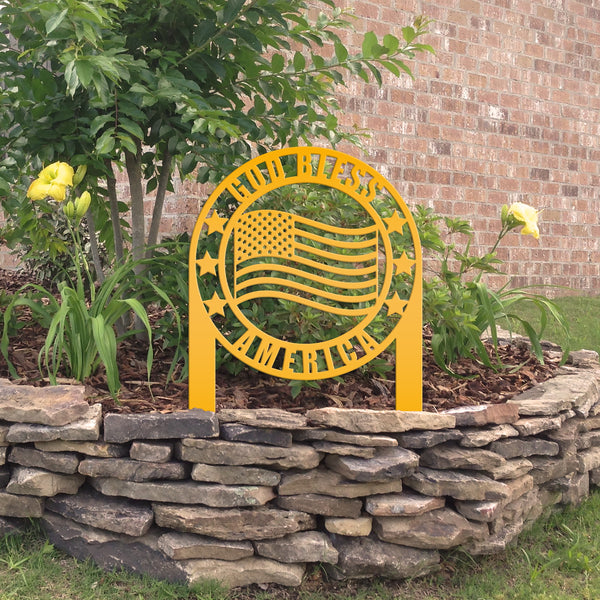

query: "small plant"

left=1, top=162, right=153, bottom=398
left=419, top=202, right=569, bottom=373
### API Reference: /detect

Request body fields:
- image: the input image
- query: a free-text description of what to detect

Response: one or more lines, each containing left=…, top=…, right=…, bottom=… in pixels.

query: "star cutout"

left=204, top=292, right=227, bottom=316
left=385, top=292, right=408, bottom=316
left=204, top=211, right=227, bottom=235
left=197, top=252, right=219, bottom=276
left=384, top=211, right=407, bottom=234
left=393, top=252, right=416, bottom=275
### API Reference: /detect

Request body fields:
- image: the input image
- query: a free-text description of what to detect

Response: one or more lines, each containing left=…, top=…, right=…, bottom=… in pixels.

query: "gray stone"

left=0, top=447, right=5, bottom=465
left=191, top=464, right=280, bottom=486
left=217, top=408, right=307, bottom=430
left=179, top=438, right=321, bottom=469
left=306, top=408, right=455, bottom=433
left=325, top=517, right=372, bottom=536
left=568, top=349, right=600, bottom=368
left=325, top=447, right=419, bottom=482
left=8, top=446, right=80, bottom=474
left=578, top=446, right=600, bottom=472
left=562, top=472, right=589, bottom=506
left=7, top=403, right=102, bottom=443
left=0, top=467, right=9, bottom=488
left=365, top=492, right=445, bottom=516
left=489, top=438, right=560, bottom=459
left=157, top=532, right=254, bottom=560
left=6, top=466, right=84, bottom=496
left=513, top=416, right=564, bottom=436
left=130, top=441, right=173, bottom=463
left=0, top=516, right=26, bottom=536
left=254, top=531, right=338, bottom=564
left=443, top=404, right=520, bottom=426
left=485, top=458, right=533, bottom=481
left=0, top=382, right=88, bottom=426
left=325, top=535, right=439, bottom=581
left=420, top=443, right=505, bottom=471
left=466, top=520, right=523, bottom=555
left=374, top=508, right=488, bottom=549
left=220, top=423, right=292, bottom=447
left=455, top=499, right=502, bottom=522
left=311, top=441, right=376, bottom=458
left=579, top=415, right=600, bottom=432
left=577, top=430, right=600, bottom=450
left=276, top=494, right=362, bottom=518
left=0, top=490, right=44, bottom=517
left=153, top=504, right=315, bottom=540
left=459, top=424, right=519, bottom=448
left=404, top=467, right=510, bottom=501
left=90, top=478, right=275, bottom=507
left=183, top=557, right=305, bottom=588
left=35, top=439, right=128, bottom=457
left=42, top=512, right=188, bottom=583
left=278, top=467, right=404, bottom=498
left=294, top=428, right=398, bottom=447
left=508, top=373, right=598, bottom=416
left=104, top=410, right=219, bottom=443
left=504, top=474, right=535, bottom=503
left=46, top=488, right=153, bottom=536
left=529, top=456, right=579, bottom=485
left=0, top=422, right=8, bottom=445
left=395, top=429, right=463, bottom=449
left=79, top=458, right=187, bottom=482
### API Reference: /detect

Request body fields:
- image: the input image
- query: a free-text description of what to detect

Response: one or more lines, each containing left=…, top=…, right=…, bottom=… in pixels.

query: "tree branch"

left=104, top=159, right=124, bottom=264
left=146, top=150, right=173, bottom=254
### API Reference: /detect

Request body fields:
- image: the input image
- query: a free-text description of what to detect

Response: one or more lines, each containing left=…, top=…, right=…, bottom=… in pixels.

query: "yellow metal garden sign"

left=189, top=147, right=422, bottom=411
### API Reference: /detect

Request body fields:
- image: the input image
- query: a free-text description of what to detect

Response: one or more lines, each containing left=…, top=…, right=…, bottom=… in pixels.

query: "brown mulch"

left=0, top=269, right=562, bottom=415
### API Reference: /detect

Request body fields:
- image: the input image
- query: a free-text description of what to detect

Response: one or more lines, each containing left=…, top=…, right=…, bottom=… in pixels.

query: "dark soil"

left=0, top=269, right=562, bottom=415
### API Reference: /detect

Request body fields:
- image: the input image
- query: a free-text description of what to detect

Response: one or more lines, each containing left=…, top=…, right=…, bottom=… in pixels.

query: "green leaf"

left=334, top=41, right=348, bottom=62
left=46, top=9, right=68, bottom=35
left=362, top=31, right=377, bottom=58
left=223, top=0, right=246, bottom=23
left=75, top=59, right=94, bottom=88
left=96, top=129, right=115, bottom=154
left=293, top=51, right=306, bottom=72
left=271, top=54, right=284, bottom=73
left=402, top=26, right=417, bottom=43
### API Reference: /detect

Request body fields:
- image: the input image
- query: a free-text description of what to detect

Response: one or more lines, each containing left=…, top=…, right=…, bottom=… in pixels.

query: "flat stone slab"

left=325, top=536, right=439, bottom=581
left=311, top=441, right=376, bottom=458
left=306, top=408, right=455, bottom=433
left=420, top=443, right=506, bottom=471
left=217, top=408, right=307, bottom=430
left=7, top=404, right=102, bottom=443
left=46, top=488, right=153, bottom=536
left=374, top=507, right=488, bottom=549
left=153, top=504, right=315, bottom=540
left=325, top=447, right=419, bottom=482
left=324, top=517, right=372, bottom=537
left=179, top=439, right=321, bottom=469
left=443, top=404, right=520, bottom=427
left=79, top=458, right=188, bottom=482
left=254, top=531, right=338, bottom=564
left=508, top=373, right=598, bottom=415
left=90, top=478, right=275, bottom=507
left=35, top=439, right=129, bottom=457
left=0, top=382, right=88, bottom=426
left=8, top=446, right=80, bottom=474
left=396, top=429, right=463, bottom=449
left=459, top=424, right=519, bottom=448
left=278, top=467, right=403, bottom=498
left=191, top=463, right=280, bottom=486
left=6, top=466, right=84, bottom=497
left=104, top=410, right=219, bottom=443
left=489, top=438, right=559, bottom=459
left=404, top=467, right=510, bottom=501
left=219, top=423, right=292, bottom=447
left=130, top=441, right=173, bottom=463
left=276, top=493, right=362, bottom=518
left=365, top=492, right=445, bottom=517
left=293, top=429, right=398, bottom=447
left=158, top=532, right=254, bottom=561
left=0, top=490, right=44, bottom=518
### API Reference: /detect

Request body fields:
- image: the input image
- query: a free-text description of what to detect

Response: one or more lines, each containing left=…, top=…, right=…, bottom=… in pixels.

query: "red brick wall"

left=328, top=0, right=600, bottom=294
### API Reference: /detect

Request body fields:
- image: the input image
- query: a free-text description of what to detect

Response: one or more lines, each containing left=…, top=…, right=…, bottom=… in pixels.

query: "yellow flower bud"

left=507, top=202, right=540, bottom=239
left=72, top=165, right=87, bottom=187
left=74, top=191, right=91, bottom=218
left=63, top=201, right=75, bottom=218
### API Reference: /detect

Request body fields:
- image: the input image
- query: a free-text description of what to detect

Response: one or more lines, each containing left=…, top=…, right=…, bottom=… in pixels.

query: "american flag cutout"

left=233, top=210, right=380, bottom=317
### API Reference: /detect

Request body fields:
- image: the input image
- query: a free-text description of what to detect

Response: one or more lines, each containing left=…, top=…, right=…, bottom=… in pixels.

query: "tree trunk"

left=146, top=150, right=173, bottom=254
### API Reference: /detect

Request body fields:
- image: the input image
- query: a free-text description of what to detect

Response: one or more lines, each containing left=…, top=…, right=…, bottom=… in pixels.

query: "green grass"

left=510, top=294, right=600, bottom=356
left=1, top=294, right=600, bottom=599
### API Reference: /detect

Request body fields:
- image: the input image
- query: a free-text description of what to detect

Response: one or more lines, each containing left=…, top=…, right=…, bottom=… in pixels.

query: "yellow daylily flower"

left=27, top=162, right=74, bottom=202
left=507, top=202, right=540, bottom=239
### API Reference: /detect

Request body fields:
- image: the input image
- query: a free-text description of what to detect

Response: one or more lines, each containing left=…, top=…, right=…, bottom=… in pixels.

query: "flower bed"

left=0, top=350, right=598, bottom=588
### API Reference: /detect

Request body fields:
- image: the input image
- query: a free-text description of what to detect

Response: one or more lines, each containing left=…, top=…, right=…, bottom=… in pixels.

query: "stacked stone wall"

left=1, top=352, right=600, bottom=587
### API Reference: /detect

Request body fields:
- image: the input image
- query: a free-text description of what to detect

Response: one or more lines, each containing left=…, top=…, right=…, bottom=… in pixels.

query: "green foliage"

left=0, top=0, right=433, bottom=268
left=416, top=205, right=570, bottom=372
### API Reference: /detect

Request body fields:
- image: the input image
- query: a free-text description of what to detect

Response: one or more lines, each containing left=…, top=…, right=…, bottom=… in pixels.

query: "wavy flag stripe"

left=233, top=210, right=379, bottom=316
